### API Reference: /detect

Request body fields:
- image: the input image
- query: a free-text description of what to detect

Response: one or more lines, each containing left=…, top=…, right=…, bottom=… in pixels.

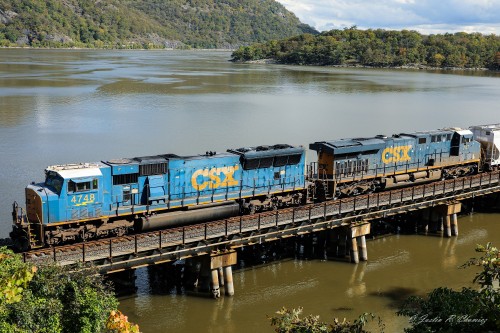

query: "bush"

left=269, top=307, right=382, bottom=333
left=0, top=247, right=139, bottom=333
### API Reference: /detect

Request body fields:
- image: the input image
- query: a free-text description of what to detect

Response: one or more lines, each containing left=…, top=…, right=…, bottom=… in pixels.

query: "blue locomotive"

left=11, top=144, right=306, bottom=250
left=309, top=128, right=481, bottom=199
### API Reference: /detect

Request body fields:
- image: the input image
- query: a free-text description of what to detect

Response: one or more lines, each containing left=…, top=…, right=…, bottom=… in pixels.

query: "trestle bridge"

left=20, top=171, right=500, bottom=298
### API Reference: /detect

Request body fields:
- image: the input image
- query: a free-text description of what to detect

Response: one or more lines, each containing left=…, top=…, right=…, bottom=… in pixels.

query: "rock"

left=0, top=9, right=18, bottom=24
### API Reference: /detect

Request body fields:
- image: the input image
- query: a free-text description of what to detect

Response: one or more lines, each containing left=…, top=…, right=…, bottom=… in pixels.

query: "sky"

left=276, top=0, right=500, bottom=35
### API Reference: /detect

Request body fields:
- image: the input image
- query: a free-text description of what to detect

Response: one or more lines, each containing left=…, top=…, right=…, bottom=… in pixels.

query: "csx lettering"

left=191, top=166, right=239, bottom=191
left=382, top=145, right=412, bottom=164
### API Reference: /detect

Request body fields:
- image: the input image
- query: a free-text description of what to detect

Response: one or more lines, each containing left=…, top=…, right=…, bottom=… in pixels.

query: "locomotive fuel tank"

left=135, top=202, right=240, bottom=232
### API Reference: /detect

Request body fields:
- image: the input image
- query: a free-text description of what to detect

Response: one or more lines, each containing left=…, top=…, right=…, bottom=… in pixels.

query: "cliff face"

left=0, top=0, right=318, bottom=49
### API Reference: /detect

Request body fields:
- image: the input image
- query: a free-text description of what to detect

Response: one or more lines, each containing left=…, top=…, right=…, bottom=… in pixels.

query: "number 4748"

left=70, top=194, right=95, bottom=205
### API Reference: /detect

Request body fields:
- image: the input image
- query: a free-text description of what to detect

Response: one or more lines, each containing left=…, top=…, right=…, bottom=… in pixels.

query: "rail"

left=23, top=170, right=500, bottom=270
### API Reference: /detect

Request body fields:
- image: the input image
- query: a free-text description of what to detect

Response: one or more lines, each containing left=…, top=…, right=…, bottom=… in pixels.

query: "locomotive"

left=309, top=127, right=482, bottom=199
left=11, top=144, right=306, bottom=250
left=10, top=123, right=500, bottom=251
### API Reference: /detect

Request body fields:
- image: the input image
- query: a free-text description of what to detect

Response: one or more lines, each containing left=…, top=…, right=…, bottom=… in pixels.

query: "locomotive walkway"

left=23, top=171, right=500, bottom=275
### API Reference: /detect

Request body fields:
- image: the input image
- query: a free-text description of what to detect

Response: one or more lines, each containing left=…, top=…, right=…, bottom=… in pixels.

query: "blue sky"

left=276, top=0, right=500, bottom=35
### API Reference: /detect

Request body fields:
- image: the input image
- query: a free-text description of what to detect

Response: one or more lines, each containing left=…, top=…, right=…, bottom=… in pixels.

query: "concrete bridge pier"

left=349, top=222, right=371, bottom=264
left=451, top=213, right=459, bottom=236
left=223, top=266, right=235, bottom=296
left=350, top=237, right=359, bottom=264
left=188, top=251, right=236, bottom=298
left=209, top=251, right=237, bottom=298
left=218, top=267, right=224, bottom=287
left=435, top=202, right=461, bottom=238
left=358, top=235, right=368, bottom=261
left=210, top=268, right=221, bottom=298
left=444, top=215, right=451, bottom=237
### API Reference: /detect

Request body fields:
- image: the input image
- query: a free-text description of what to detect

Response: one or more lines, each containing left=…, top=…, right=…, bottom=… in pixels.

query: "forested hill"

left=232, top=28, right=500, bottom=70
left=0, top=0, right=317, bottom=49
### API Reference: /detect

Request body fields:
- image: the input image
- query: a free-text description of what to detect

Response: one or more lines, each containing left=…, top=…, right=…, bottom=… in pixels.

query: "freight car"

left=11, top=144, right=306, bottom=250
left=308, top=127, right=481, bottom=200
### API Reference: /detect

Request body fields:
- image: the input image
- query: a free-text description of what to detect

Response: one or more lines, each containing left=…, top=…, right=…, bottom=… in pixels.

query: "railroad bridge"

left=22, top=171, right=500, bottom=298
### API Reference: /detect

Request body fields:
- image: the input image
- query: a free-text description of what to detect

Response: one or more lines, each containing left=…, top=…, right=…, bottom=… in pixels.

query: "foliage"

left=232, top=27, right=500, bottom=70
left=397, top=243, right=500, bottom=333
left=106, top=310, right=140, bottom=333
left=0, top=0, right=316, bottom=49
left=269, top=307, right=383, bottom=333
left=0, top=248, right=36, bottom=305
left=0, top=247, right=136, bottom=333
left=397, top=287, right=499, bottom=333
left=462, top=242, right=500, bottom=289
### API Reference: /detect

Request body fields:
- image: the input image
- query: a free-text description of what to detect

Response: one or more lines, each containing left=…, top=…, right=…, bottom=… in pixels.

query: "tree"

left=0, top=249, right=36, bottom=305
left=231, top=28, right=500, bottom=70
left=0, top=247, right=139, bottom=333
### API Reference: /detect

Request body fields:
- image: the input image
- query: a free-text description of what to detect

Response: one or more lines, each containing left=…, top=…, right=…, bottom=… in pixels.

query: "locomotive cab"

left=450, top=129, right=474, bottom=157
left=11, top=163, right=105, bottom=250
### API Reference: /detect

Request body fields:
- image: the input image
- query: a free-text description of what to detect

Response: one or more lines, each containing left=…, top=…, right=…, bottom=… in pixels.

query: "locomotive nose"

left=25, top=185, right=45, bottom=224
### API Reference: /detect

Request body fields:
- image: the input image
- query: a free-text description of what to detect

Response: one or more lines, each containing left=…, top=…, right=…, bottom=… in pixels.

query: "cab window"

left=45, top=172, right=63, bottom=194
left=68, top=178, right=98, bottom=193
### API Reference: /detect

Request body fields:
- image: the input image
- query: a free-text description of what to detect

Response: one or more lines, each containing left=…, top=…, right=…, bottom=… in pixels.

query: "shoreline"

left=242, top=58, right=497, bottom=72
left=0, top=46, right=235, bottom=52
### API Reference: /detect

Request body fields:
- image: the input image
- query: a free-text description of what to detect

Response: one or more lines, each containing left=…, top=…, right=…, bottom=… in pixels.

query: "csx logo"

left=191, top=166, right=239, bottom=191
left=382, top=145, right=412, bottom=164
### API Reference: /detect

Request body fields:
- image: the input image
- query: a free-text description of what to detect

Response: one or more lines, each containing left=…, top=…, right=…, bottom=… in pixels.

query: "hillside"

left=232, top=28, right=500, bottom=70
left=0, top=0, right=317, bottom=49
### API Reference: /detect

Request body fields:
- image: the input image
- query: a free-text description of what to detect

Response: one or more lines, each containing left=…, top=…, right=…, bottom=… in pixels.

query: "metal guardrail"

left=23, top=171, right=500, bottom=271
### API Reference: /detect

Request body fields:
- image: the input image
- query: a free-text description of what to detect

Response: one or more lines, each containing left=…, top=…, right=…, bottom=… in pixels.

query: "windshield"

left=45, top=171, right=64, bottom=194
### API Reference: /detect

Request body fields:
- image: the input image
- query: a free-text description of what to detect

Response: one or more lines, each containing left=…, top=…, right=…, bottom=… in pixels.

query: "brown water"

left=1, top=49, right=500, bottom=332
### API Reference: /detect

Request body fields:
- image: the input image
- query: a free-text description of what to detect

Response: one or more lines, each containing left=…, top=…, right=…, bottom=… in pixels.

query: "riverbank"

left=240, top=58, right=495, bottom=72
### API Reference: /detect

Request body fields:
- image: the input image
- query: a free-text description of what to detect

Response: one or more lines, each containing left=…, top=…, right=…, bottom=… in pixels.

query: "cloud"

left=277, top=0, right=500, bottom=34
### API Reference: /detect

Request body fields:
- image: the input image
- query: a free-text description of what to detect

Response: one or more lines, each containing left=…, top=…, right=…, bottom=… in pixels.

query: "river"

left=1, top=49, right=499, bottom=332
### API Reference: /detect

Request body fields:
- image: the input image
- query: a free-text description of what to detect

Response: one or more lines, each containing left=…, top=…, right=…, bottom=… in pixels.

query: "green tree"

left=0, top=247, right=138, bottom=333
left=231, top=28, right=500, bottom=70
